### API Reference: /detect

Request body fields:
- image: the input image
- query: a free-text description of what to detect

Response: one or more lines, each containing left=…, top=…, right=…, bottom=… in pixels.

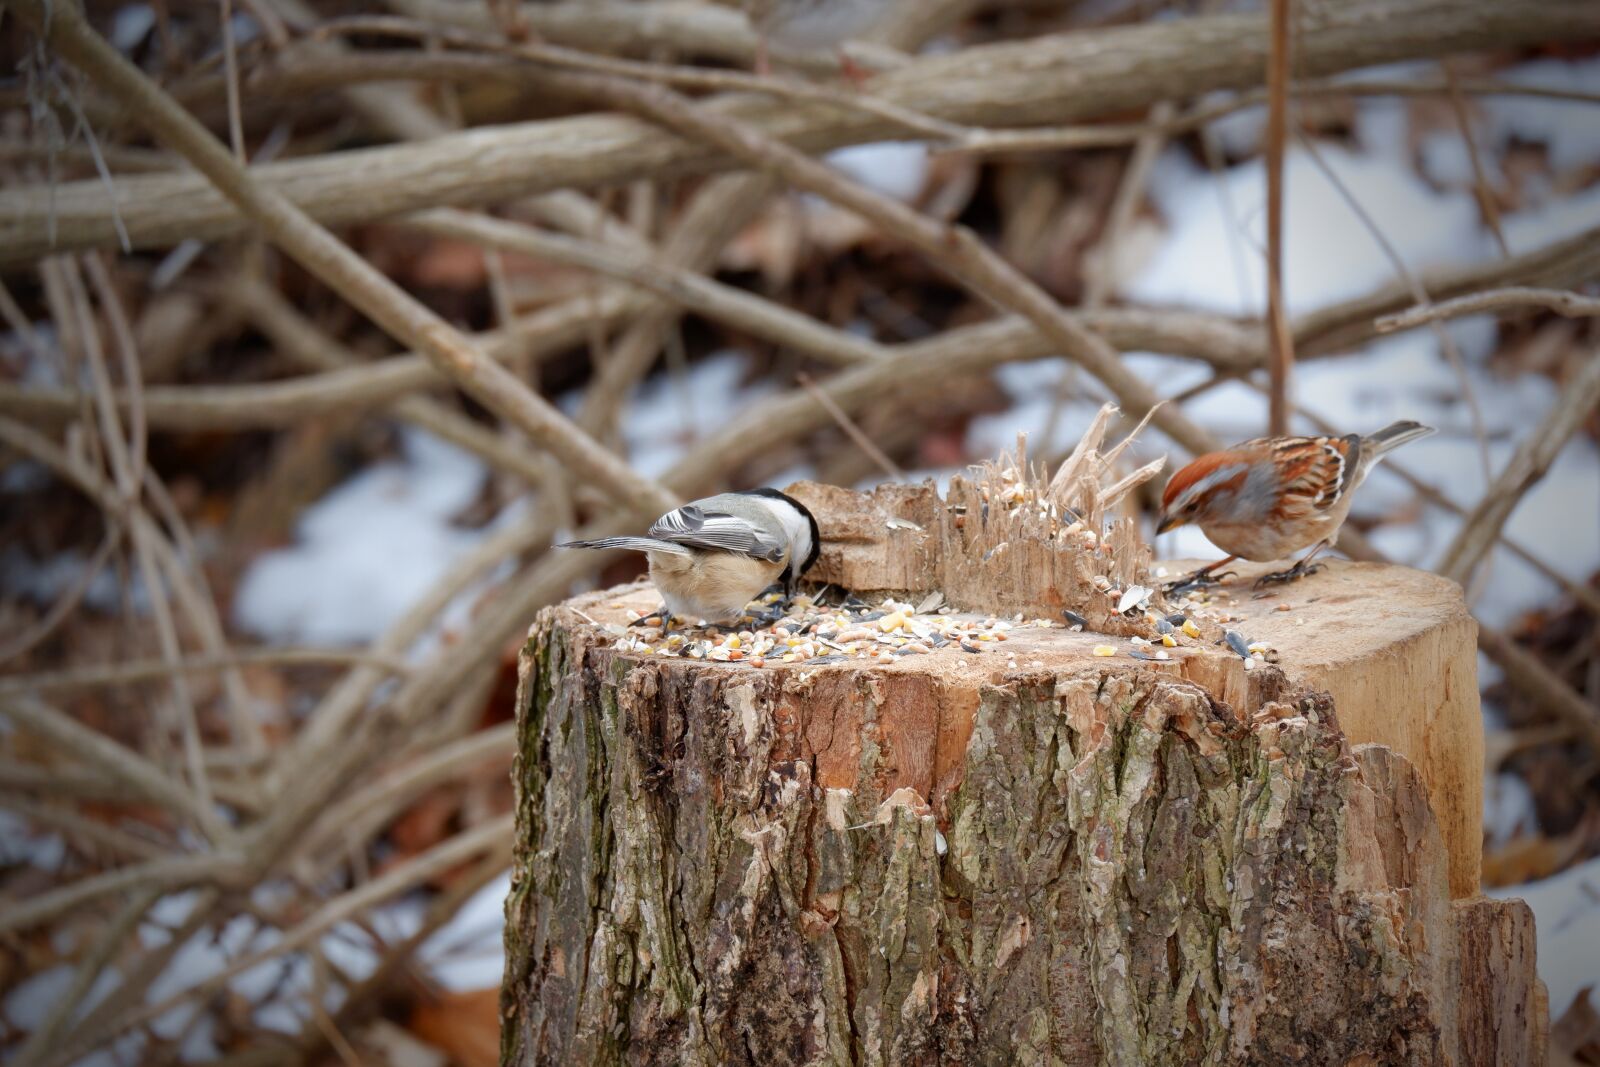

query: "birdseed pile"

left=598, top=584, right=1276, bottom=670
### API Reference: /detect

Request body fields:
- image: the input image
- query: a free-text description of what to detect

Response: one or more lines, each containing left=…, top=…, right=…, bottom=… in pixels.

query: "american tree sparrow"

left=1156, top=420, right=1436, bottom=590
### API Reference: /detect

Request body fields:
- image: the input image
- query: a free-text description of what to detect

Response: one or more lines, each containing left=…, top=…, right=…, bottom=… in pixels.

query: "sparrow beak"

left=1155, top=514, right=1184, bottom=536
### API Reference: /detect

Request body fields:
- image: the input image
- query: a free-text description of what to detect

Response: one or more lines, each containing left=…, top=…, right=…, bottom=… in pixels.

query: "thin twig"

left=1377, top=287, right=1600, bottom=333
left=315, top=15, right=970, bottom=143
left=1479, top=627, right=1600, bottom=757
left=8, top=0, right=1594, bottom=264
left=796, top=372, right=903, bottom=481
left=295, top=722, right=515, bottom=863
left=0, top=525, right=120, bottom=665
left=226, top=277, right=557, bottom=487
left=1296, top=134, right=1493, bottom=485
left=526, top=49, right=1222, bottom=458
left=1437, top=347, right=1600, bottom=586
left=220, top=0, right=247, bottom=163
left=10, top=0, right=675, bottom=518
left=0, top=692, right=215, bottom=830
left=1264, top=0, right=1295, bottom=436
left=0, top=648, right=413, bottom=696
left=1441, top=60, right=1508, bottom=259
left=58, top=256, right=226, bottom=841
left=574, top=173, right=779, bottom=442
left=943, top=75, right=1600, bottom=157
left=103, top=814, right=514, bottom=1044
left=401, top=207, right=888, bottom=369
left=10, top=887, right=164, bottom=1067
left=0, top=847, right=244, bottom=936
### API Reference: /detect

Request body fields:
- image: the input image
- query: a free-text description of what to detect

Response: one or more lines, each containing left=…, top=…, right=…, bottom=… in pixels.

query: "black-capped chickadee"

left=559, top=488, right=821, bottom=625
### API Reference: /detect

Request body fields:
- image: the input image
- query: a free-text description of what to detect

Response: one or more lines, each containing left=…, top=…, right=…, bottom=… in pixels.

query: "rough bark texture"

left=789, top=480, right=1483, bottom=898
left=504, top=591, right=1537, bottom=1066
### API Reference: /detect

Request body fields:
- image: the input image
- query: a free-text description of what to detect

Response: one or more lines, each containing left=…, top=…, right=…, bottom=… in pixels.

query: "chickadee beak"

left=1155, top=514, right=1184, bottom=536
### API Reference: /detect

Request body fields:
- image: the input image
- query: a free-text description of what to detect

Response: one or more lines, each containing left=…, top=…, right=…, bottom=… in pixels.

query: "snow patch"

left=233, top=430, right=490, bottom=647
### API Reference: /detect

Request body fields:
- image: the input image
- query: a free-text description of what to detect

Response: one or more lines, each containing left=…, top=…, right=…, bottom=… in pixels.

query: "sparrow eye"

left=1184, top=500, right=1200, bottom=514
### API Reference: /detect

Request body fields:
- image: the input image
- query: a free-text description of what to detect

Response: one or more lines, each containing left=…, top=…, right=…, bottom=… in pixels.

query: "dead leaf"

left=1553, top=987, right=1600, bottom=1065
left=408, top=989, right=501, bottom=1067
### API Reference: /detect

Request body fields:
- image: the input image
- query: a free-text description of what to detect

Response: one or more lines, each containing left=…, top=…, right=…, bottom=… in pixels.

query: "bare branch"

left=9, top=0, right=675, bottom=517
left=1376, top=287, right=1600, bottom=333
left=1437, top=347, right=1600, bottom=586
left=4, top=0, right=1594, bottom=265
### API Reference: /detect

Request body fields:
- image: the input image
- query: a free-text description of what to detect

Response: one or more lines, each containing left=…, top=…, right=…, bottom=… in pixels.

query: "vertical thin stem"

left=219, top=0, right=247, bottom=164
left=1265, top=0, right=1296, bottom=436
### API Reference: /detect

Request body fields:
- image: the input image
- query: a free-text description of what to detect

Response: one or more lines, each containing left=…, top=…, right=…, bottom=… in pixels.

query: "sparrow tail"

left=1362, top=420, right=1436, bottom=457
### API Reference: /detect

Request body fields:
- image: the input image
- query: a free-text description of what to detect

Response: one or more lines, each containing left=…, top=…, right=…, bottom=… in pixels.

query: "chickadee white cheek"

left=648, top=551, right=784, bottom=624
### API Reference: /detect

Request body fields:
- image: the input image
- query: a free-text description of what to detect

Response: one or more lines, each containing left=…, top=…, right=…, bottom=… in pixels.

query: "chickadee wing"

left=649, top=506, right=786, bottom=562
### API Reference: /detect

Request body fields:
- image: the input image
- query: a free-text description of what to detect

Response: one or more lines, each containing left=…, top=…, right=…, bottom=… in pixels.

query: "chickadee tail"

left=556, top=537, right=691, bottom=557
left=1363, top=420, right=1436, bottom=457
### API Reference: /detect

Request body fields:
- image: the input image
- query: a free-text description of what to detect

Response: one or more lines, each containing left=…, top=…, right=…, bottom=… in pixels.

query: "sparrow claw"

left=630, top=611, right=670, bottom=629
left=1252, top=561, right=1323, bottom=589
left=1164, top=568, right=1235, bottom=597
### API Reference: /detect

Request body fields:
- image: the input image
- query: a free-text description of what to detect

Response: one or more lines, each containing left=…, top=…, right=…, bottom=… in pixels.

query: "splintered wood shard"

left=785, top=407, right=1169, bottom=635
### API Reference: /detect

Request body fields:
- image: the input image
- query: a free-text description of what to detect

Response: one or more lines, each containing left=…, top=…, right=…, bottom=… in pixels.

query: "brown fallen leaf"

left=408, top=988, right=501, bottom=1067
left=1553, top=987, right=1600, bottom=1065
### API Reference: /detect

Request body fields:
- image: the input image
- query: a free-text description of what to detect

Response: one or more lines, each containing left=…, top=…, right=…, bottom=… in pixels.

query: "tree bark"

left=503, top=482, right=1539, bottom=1065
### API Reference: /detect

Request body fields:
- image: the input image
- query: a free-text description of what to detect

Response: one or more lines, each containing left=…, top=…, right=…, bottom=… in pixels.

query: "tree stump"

left=502, top=478, right=1541, bottom=1066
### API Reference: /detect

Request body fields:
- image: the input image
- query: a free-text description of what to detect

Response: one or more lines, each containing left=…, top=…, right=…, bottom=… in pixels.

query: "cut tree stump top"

left=558, top=553, right=1482, bottom=897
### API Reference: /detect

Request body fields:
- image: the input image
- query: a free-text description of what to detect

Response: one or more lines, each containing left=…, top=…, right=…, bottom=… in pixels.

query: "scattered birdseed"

left=1181, top=619, right=1201, bottom=639
left=1093, top=645, right=1116, bottom=657
left=1224, top=630, right=1250, bottom=658
left=1154, top=618, right=1174, bottom=636
left=1128, top=650, right=1157, bottom=661
left=1062, top=610, right=1088, bottom=631
left=600, top=595, right=1054, bottom=669
left=1161, top=634, right=1177, bottom=648
left=1166, top=613, right=1187, bottom=626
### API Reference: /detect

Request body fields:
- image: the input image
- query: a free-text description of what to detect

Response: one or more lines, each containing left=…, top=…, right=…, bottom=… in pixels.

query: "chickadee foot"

left=1252, top=560, right=1323, bottom=589
left=1164, top=568, right=1235, bottom=597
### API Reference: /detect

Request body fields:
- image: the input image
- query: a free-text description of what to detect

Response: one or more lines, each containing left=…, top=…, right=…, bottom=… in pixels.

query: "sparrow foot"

left=1252, top=560, right=1323, bottom=589
left=1164, top=568, right=1235, bottom=597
